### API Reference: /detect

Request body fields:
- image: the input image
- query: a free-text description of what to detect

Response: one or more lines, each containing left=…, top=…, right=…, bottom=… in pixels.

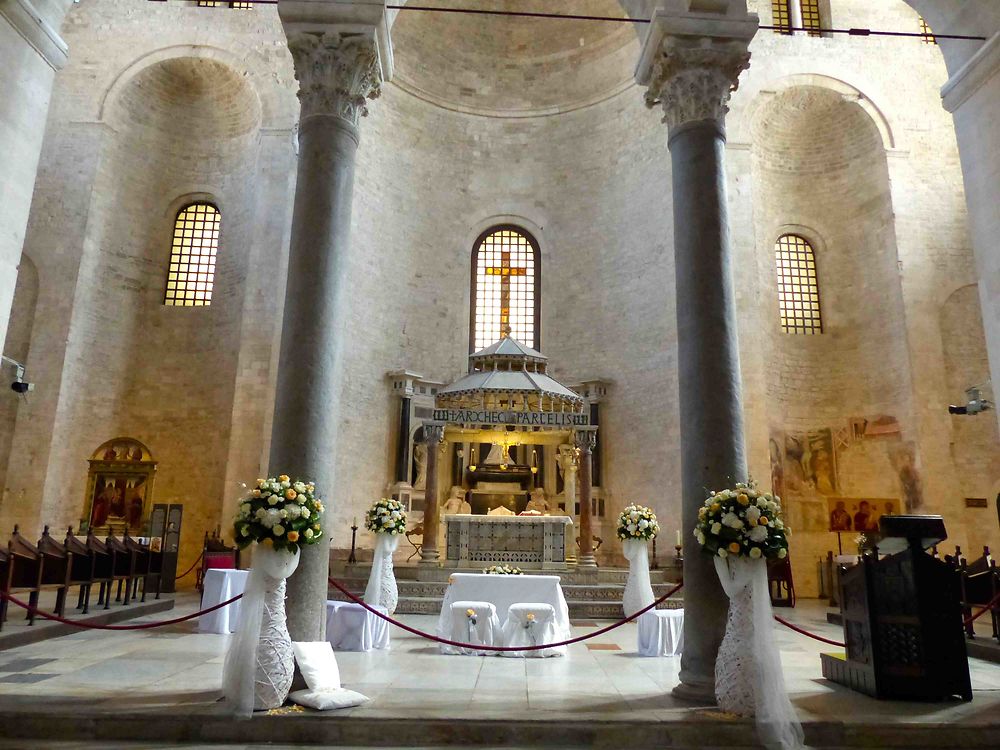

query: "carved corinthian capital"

left=642, top=39, right=750, bottom=130
left=287, top=31, right=382, bottom=126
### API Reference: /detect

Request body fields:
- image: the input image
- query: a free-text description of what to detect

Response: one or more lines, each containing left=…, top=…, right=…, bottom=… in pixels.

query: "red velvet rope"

left=965, top=590, right=1000, bottom=625
left=326, top=576, right=685, bottom=652
left=175, top=550, right=205, bottom=581
left=772, top=615, right=846, bottom=647
left=0, top=590, right=243, bottom=630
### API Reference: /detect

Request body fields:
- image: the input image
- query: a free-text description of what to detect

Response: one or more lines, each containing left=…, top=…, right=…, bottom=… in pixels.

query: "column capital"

left=287, top=31, right=383, bottom=126
left=574, top=428, right=597, bottom=452
left=423, top=423, right=445, bottom=444
left=634, top=4, right=757, bottom=131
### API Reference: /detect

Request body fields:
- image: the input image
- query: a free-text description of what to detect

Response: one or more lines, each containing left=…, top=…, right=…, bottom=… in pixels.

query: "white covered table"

left=325, top=600, right=391, bottom=651
left=637, top=608, right=684, bottom=657
left=198, top=568, right=249, bottom=634
left=436, top=573, right=570, bottom=651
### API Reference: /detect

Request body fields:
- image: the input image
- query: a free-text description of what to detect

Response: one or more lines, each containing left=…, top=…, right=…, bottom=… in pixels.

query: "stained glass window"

left=919, top=17, right=937, bottom=45
left=471, top=227, right=539, bottom=352
left=771, top=0, right=792, bottom=34
left=196, top=1, right=221, bottom=6
left=230, top=2, right=253, bottom=8
left=165, top=203, right=219, bottom=307
left=775, top=234, right=822, bottom=334
left=800, top=0, right=823, bottom=37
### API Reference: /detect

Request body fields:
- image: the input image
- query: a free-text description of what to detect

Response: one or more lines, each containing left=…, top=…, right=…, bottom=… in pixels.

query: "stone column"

left=575, top=429, right=598, bottom=569
left=394, top=395, right=411, bottom=483
left=635, top=4, right=757, bottom=704
left=419, top=424, right=445, bottom=564
left=270, top=27, right=383, bottom=642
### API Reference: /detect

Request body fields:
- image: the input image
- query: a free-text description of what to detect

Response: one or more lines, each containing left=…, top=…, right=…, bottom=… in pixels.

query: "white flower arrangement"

left=693, top=480, right=789, bottom=561
left=616, top=504, right=661, bottom=541
left=365, top=497, right=407, bottom=536
left=483, top=564, right=523, bottom=575
left=233, top=475, right=324, bottom=553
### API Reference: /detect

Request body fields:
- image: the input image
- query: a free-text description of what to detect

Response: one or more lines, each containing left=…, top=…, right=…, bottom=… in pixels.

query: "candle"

left=353, top=517, right=357, bottom=527
left=676, top=529, right=682, bottom=546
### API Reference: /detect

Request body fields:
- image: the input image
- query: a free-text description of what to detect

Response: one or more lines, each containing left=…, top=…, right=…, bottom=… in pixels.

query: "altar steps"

left=327, top=564, right=684, bottom=618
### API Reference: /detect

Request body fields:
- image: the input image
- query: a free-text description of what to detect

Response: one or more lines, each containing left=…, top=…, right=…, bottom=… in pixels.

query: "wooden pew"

left=124, top=533, right=162, bottom=603
left=36, top=526, right=72, bottom=617
left=85, top=530, right=114, bottom=609
left=959, top=546, right=997, bottom=640
left=64, top=527, right=97, bottom=614
left=105, top=532, right=137, bottom=606
left=0, top=526, right=43, bottom=629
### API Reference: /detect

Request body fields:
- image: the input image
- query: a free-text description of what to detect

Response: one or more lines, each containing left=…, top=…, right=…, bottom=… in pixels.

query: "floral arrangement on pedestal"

left=483, top=564, right=523, bottom=575
left=617, top=504, right=660, bottom=616
left=363, top=498, right=407, bottom=614
left=224, top=474, right=323, bottom=714
left=692, top=480, right=804, bottom=749
left=616, top=504, right=660, bottom=540
left=233, top=475, right=324, bottom=552
left=693, top=481, right=788, bottom=561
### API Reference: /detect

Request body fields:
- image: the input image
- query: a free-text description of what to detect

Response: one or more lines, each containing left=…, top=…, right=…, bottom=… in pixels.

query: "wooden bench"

left=0, top=526, right=44, bottom=629
left=36, top=526, right=72, bottom=618
left=64, top=527, right=97, bottom=614
left=105, top=532, right=138, bottom=606
left=85, top=530, right=115, bottom=610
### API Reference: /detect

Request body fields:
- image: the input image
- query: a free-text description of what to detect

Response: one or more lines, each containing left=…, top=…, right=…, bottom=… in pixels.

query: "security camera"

left=2, top=357, right=34, bottom=396
left=949, top=386, right=993, bottom=416
left=10, top=380, right=34, bottom=394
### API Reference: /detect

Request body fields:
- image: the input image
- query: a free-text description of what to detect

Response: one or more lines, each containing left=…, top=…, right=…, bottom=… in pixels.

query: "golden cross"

left=484, top=250, right=527, bottom=339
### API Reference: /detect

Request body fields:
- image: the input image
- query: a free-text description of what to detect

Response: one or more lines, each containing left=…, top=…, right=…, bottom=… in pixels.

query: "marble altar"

left=444, top=514, right=573, bottom=570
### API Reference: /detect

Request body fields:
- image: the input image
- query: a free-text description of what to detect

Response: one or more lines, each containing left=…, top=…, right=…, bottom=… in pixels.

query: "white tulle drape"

left=223, top=544, right=299, bottom=717
left=714, top=556, right=806, bottom=750
left=364, top=534, right=400, bottom=615
left=621, top=538, right=655, bottom=617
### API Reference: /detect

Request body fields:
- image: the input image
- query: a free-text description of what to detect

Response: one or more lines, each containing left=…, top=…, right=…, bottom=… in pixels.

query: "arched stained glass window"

left=775, top=234, right=823, bottom=334
left=470, top=226, right=540, bottom=352
left=165, top=202, right=219, bottom=307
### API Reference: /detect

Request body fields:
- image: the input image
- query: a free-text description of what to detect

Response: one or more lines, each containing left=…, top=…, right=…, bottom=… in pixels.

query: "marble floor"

left=0, top=592, right=999, bottom=748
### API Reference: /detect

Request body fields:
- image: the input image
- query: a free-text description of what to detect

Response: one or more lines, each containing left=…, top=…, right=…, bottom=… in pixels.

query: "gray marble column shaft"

left=670, top=119, right=748, bottom=702
left=420, top=425, right=444, bottom=564
left=271, top=30, right=382, bottom=642
left=576, top=431, right=597, bottom=568
left=634, top=11, right=756, bottom=702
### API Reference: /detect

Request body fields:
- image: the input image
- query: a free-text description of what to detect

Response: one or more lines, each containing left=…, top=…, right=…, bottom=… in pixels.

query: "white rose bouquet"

left=365, top=497, right=407, bottom=536
left=233, top=474, right=324, bottom=553
left=616, top=504, right=660, bottom=541
left=693, top=480, right=789, bottom=560
left=483, top=564, right=523, bottom=575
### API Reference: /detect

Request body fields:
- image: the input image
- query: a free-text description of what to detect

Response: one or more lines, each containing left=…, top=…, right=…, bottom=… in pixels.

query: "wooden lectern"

left=821, top=515, right=973, bottom=701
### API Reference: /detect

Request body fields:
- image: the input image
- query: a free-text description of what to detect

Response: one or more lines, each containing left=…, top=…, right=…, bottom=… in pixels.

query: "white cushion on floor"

left=292, top=641, right=341, bottom=690
left=288, top=688, right=369, bottom=710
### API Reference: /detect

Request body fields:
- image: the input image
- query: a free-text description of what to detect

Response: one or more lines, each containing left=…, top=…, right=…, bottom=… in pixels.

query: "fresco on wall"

left=849, top=414, right=901, bottom=440
left=768, top=431, right=785, bottom=500
left=827, top=496, right=901, bottom=533
left=784, top=428, right=838, bottom=496
left=888, top=440, right=923, bottom=510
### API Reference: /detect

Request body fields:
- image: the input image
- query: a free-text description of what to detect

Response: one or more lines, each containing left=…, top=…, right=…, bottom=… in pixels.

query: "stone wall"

left=0, top=0, right=995, bottom=584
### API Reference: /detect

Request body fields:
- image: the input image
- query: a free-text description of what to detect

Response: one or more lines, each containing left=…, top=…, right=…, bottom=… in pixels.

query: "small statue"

left=441, top=485, right=471, bottom=516
left=413, top=441, right=427, bottom=489
left=525, top=488, right=549, bottom=514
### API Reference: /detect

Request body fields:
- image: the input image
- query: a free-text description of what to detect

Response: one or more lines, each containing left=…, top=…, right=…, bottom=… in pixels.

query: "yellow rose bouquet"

left=365, top=497, right=407, bottom=536
left=616, top=504, right=660, bottom=541
left=693, top=480, right=789, bottom=561
left=233, top=475, right=325, bottom=553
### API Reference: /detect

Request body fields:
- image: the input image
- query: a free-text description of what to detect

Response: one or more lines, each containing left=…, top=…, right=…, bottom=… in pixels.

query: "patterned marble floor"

left=0, top=592, right=998, bottom=746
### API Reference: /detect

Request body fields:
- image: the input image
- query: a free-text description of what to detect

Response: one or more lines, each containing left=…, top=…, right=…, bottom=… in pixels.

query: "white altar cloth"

left=637, top=608, right=684, bottom=657
left=199, top=568, right=249, bottom=634
left=325, top=600, right=391, bottom=652
left=436, top=573, right=570, bottom=650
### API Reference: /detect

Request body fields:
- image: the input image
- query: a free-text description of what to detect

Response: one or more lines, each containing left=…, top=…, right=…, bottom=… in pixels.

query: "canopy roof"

left=437, top=337, right=583, bottom=409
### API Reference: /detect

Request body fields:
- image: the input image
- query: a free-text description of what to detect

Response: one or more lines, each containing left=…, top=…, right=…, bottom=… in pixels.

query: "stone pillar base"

left=671, top=680, right=717, bottom=705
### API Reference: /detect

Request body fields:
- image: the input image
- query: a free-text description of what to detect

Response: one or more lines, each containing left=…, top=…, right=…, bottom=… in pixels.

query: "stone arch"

left=98, top=45, right=264, bottom=131
left=742, top=74, right=896, bottom=150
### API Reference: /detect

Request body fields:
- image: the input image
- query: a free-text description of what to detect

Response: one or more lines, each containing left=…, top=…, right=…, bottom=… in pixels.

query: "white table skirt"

left=637, top=608, right=684, bottom=657
left=326, top=600, right=391, bottom=651
left=436, top=573, right=571, bottom=647
left=198, top=568, right=249, bottom=634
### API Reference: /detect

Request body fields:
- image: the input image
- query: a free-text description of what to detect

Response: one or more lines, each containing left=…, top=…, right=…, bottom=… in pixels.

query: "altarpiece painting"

left=83, top=438, right=157, bottom=533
